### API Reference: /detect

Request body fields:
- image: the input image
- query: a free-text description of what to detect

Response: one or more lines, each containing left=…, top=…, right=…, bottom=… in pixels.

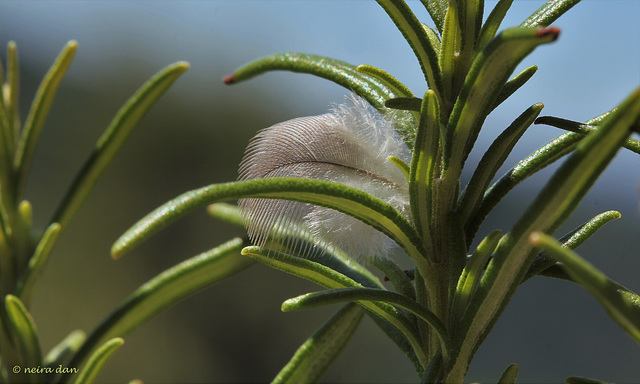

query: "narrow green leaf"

left=272, top=303, right=364, bottom=384
left=5, top=41, right=20, bottom=142
left=71, top=338, right=123, bottom=384
left=410, top=91, right=440, bottom=247
left=111, top=178, right=426, bottom=275
left=13, top=41, right=77, bottom=197
left=477, top=0, right=514, bottom=52
left=466, top=131, right=583, bottom=241
left=44, top=330, right=85, bottom=368
left=497, top=363, right=519, bottom=384
left=17, top=222, right=61, bottom=306
left=419, top=0, right=447, bottom=33
left=521, top=0, right=582, bottom=27
left=66, top=238, right=251, bottom=374
left=243, top=246, right=428, bottom=366
left=377, top=0, right=443, bottom=100
left=530, top=232, right=640, bottom=345
left=385, top=97, right=422, bottom=112
left=439, top=3, right=459, bottom=107
left=446, top=88, right=640, bottom=381
left=420, top=353, right=443, bottom=384
left=459, top=104, right=543, bottom=233
left=536, top=115, right=640, bottom=155
left=4, top=295, right=42, bottom=375
left=206, top=203, right=244, bottom=227
left=370, top=256, right=416, bottom=300
left=492, top=65, right=538, bottom=112
left=223, top=52, right=396, bottom=110
left=443, top=27, right=559, bottom=187
left=282, top=287, right=450, bottom=359
left=453, top=0, right=483, bottom=98
left=356, top=64, right=415, bottom=97
left=523, top=210, right=621, bottom=282
left=14, top=200, right=33, bottom=268
left=223, top=52, right=418, bottom=147
left=451, top=230, right=502, bottom=325
left=565, top=376, right=611, bottom=384
left=51, top=61, right=189, bottom=234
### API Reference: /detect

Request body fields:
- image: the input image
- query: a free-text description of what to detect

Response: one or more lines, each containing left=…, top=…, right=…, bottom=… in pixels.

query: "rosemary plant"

left=0, top=1, right=638, bottom=383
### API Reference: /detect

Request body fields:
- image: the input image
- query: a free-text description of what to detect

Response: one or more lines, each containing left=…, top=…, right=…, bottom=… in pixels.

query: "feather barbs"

left=238, top=95, right=412, bottom=261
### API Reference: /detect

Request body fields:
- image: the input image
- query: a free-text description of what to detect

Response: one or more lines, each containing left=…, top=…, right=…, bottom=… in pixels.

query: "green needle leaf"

left=377, top=0, right=443, bottom=100
left=492, top=65, right=538, bottom=112
left=4, top=295, right=42, bottom=376
left=13, top=41, right=77, bottom=197
left=444, top=27, right=559, bottom=186
left=282, top=287, right=450, bottom=359
left=272, top=303, right=364, bottom=384
left=419, top=0, right=447, bottom=33
left=497, top=363, right=519, bottom=384
left=243, top=246, right=429, bottom=366
left=446, top=87, right=640, bottom=381
left=356, top=64, right=415, bottom=98
left=530, top=232, right=640, bottom=345
left=206, top=203, right=244, bottom=227
left=65, top=238, right=251, bottom=375
left=223, top=52, right=396, bottom=111
left=17, top=222, right=61, bottom=306
left=467, top=131, right=583, bottom=241
left=111, top=178, right=426, bottom=274
left=71, top=338, right=123, bottom=384
left=523, top=210, right=621, bottom=282
left=459, top=103, right=543, bottom=236
left=477, top=0, right=514, bottom=52
left=410, top=91, right=440, bottom=245
left=451, top=230, right=502, bottom=325
left=565, top=376, right=611, bottom=384
left=521, top=0, right=582, bottom=28
left=536, top=115, right=640, bottom=155
left=44, top=330, right=86, bottom=368
left=51, top=61, right=189, bottom=234
left=5, top=41, right=20, bottom=142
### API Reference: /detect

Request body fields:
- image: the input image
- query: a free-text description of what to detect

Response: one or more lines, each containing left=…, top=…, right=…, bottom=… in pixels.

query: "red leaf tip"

left=222, top=74, right=236, bottom=85
left=537, top=26, right=561, bottom=41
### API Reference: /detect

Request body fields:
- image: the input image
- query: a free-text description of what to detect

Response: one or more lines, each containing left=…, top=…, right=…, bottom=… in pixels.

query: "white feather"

left=238, top=95, right=412, bottom=260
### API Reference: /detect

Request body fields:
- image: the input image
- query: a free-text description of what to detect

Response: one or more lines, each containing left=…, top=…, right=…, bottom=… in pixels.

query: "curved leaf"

left=111, top=178, right=426, bottom=272
left=521, top=0, right=582, bottom=27
left=243, top=246, right=428, bottom=366
left=71, top=338, right=124, bottom=384
left=66, top=238, right=251, bottom=374
left=282, top=287, right=449, bottom=359
left=443, top=27, right=559, bottom=188
left=477, top=0, right=514, bottom=52
left=44, top=330, right=85, bottom=368
left=377, top=0, right=443, bottom=100
left=446, top=87, right=640, bottom=381
left=223, top=52, right=396, bottom=111
left=498, top=363, right=519, bottom=384
left=272, top=303, right=364, bottom=384
left=459, top=103, right=543, bottom=237
left=492, top=65, right=538, bottom=112
left=14, top=41, right=77, bottom=197
left=530, top=232, right=640, bottom=345
left=419, top=0, right=447, bottom=33
left=4, top=295, right=41, bottom=382
left=523, top=210, right=621, bottom=282
left=51, top=61, right=189, bottom=234
left=17, top=222, right=61, bottom=306
left=536, top=115, right=640, bottom=155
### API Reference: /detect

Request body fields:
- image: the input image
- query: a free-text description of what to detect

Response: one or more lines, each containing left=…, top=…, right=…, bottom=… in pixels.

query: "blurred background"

left=1, top=0, right=638, bottom=382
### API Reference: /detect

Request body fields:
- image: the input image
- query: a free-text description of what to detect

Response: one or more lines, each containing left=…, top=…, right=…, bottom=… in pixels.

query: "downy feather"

left=238, top=95, right=412, bottom=260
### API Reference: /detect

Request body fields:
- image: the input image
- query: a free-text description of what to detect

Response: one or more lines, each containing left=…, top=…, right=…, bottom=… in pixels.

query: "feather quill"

left=238, top=95, right=412, bottom=260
